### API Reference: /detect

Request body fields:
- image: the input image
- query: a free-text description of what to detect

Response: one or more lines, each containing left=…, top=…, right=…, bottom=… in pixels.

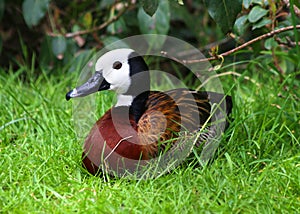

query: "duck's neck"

left=130, top=91, right=150, bottom=123
left=114, top=91, right=150, bottom=123
left=115, top=94, right=134, bottom=107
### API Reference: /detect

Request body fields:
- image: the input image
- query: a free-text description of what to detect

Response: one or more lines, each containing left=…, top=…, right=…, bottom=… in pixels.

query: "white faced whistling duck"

left=66, top=48, right=232, bottom=175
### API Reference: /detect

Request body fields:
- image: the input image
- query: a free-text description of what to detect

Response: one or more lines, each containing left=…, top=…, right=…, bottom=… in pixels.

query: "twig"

left=283, top=0, right=300, bottom=17
left=47, top=2, right=132, bottom=38
left=183, top=25, right=300, bottom=64
left=275, top=36, right=300, bottom=48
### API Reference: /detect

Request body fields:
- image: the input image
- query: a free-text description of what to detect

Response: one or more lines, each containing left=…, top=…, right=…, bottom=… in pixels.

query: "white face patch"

left=95, top=49, right=134, bottom=94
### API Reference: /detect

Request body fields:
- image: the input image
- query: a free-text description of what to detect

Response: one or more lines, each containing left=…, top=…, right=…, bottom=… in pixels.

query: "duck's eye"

left=113, top=61, right=122, bottom=70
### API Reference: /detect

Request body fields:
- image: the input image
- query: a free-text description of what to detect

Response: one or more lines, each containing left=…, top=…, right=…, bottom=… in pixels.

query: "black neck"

left=126, top=52, right=151, bottom=123
left=130, top=91, right=150, bottom=123
left=125, top=52, right=150, bottom=96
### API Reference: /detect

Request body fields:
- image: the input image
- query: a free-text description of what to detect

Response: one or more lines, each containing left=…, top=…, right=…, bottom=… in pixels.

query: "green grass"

left=0, top=59, right=299, bottom=213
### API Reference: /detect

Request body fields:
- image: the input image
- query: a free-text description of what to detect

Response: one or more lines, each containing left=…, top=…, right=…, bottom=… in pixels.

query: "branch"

left=47, top=2, right=132, bottom=38
left=282, top=0, right=300, bottom=17
left=181, top=25, right=300, bottom=64
left=275, top=36, right=300, bottom=48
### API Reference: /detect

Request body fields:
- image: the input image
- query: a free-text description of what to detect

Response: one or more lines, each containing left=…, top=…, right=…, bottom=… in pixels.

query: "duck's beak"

left=66, top=71, right=110, bottom=101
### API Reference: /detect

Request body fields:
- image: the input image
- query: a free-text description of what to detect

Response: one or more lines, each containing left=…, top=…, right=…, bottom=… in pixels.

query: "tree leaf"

left=264, top=37, right=278, bottom=50
left=251, top=0, right=264, bottom=6
left=22, top=0, right=50, bottom=27
left=138, top=0, right=170, bottom=35
left=204, top=0, right=242, bottom=34
left=140, top=0, right=159, bottom=16
left=243, top=0, right=251, bottom=9
left=0, top=0, right=4, bottom=21
left=177, top=0, right=184, bottom=5
left=82, top=12, right=93, bottom=28
left=51, top=36, right=67, bottom=59
left=138, top=0, right=170, bottom=48
left=234, top=15, right=248, bottom=35
left=248, top=6, right=268, bottom=23
left=252, top=17, right=271, bottom=30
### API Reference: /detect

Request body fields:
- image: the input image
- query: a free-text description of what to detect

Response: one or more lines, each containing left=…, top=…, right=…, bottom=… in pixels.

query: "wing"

left=137, top=89, right=212, bottom=157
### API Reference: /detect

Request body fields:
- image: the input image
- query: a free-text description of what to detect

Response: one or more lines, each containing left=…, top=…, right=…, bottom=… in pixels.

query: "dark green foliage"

left=0, top=1, right=220, bottom=70
left=0, top=1, right=298, bottom=75
left=51, top=36, right=67, bottom=58
left=248, top=6, right=268, bottom=23
left=22, top=0, right=49, bottom=27
left=204, top=0, right=243, bottom=34
left=137, top=0, right=170, bottom=48
left=140, top=0, right=159, bottom=16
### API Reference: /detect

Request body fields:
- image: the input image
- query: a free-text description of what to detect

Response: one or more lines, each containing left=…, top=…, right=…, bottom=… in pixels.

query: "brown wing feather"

left=137, top=89, right=211, bottom=157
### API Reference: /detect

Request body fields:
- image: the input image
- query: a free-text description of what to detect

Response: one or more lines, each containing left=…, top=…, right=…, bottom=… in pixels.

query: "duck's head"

left=66, top=48, right=150, bottom=106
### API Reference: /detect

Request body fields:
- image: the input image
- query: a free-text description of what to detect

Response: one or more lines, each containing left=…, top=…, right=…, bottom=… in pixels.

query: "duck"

left=66, top=48, right=232, bottom=176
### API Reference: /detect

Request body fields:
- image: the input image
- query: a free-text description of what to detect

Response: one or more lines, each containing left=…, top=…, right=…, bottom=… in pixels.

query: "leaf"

left=138, top=0, right=170, bottom=48
left=82, top=12, right=93, bottom=28
left=264, top=37, right=278, bottom=50
left=243, top=0, right=251, bottom=9
left=138, top=0, right=170, bottom=35
left=22, top=0, right=50, bottom=27
left=51, top=36, right=67, bottom=59
left=252, top=17, right=271, bottom=30
left=204, top=0, right=243, bottom=34
left=0, top=0, right=4, bottom=21
left=140, top=0, right=159, bottom=16
left=72, top=24, right=81, bottom=33
left=251, top=0, right=264, bottom=6
left=234, top=15, right=248, bottom=35
left=248, top=6, right=268, bottom=23
left=177, top=0, right=184, bottom=5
